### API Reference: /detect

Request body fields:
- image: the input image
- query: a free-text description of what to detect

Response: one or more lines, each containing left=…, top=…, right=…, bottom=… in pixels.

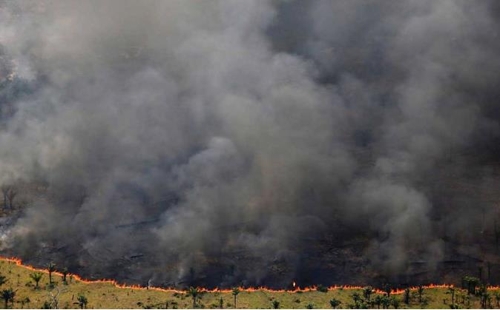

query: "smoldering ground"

left=0, top=0, right=500, bottom=288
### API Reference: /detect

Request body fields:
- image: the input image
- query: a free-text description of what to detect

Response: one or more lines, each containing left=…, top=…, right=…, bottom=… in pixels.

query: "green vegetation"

left=47, top=263, right=56, bottom=288
left=232, top=287, right=240, bottom=308
left=0, top=259, right=499, bottom=308
left=29, top=272, right=43, bottom=289
left=329, top=297, right=341, bottom=309
left=187, top=287, right=201, bottom=308
left=77, top=293, right=88, bottom=309
left=1, top=288, right=15, bottom=308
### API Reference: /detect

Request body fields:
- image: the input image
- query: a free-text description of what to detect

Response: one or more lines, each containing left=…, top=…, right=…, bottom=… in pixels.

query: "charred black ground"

left=1, top=0, right=500, bottom=290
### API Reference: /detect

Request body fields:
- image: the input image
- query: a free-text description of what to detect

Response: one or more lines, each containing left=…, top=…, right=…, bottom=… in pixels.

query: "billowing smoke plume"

left=0, top=0, right=500, bottom=287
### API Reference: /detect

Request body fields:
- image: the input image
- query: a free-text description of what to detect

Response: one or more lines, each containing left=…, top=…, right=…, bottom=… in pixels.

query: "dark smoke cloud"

left=0, top=0, right=500, bottom=287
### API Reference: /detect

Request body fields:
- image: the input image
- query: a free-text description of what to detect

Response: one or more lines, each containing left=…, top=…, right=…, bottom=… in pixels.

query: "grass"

left=0, top=258, right=498, bottom=308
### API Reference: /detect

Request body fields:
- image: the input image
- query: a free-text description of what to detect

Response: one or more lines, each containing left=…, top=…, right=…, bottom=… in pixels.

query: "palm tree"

left=447, top=287, right=456, bottom=308
left=479, top=284, right=489, bottom=309
left=29, top=272, right=43, bottom=289
left=232, top=287, right=240, bottom=308
left=329, top=298, right=341, bottom=309
left=1, top=288, right=15, bottom=309
left=187, top=287, right=200, bottom=308
left=381, top=295, right=391, bottom=309
left=61, top=267, right=68, bottom=284
left=47, top=262, right=56, bottom=287
left=363, top=286, right=373, bottom=303
left=417, top=285, right=424, bottom=303
left=374, top=295, right=382, bottom=309
left=403, top=288, right=410, bottom=305
left=77, top=294, right=88, bottom=309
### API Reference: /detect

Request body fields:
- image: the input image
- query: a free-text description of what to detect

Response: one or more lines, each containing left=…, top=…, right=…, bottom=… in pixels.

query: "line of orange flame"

left=1, top=256, right=498, bottom=295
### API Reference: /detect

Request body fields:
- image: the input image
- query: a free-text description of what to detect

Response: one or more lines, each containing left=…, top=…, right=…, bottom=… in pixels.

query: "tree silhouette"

left=417, top=285, right=424, bottom=303
left=374, top=295, right=382, bottom=309
left=478, top=284, right=490, bottom=309
left=462, top=276, right=480, bottom=295
left=29, top=272, right=43, bottom=289
left=383, top=284, right=391, bottom=297
left=329, top=298, right=341, bottom=309
left=47, top=262, right=56, bottom=287
left=187, top=287, right=201, bottom=308
left=446, top=287, right=456, bottom=308
left=381, top=295, right=391, bottom=309
left=77, top=294, right=88, bottom=309
left=232, top=287, right=240, bottom=308
left=363, top=286, right=373, bottom=303
left=61, top=268, right=68, bottom=285
left=0, top=274, right=7, bottom=287
left=272, top=300, right=280, bottom=309
left=403, top=288, right=410, bottom=305
left=1, top=288, right=15, bottom=309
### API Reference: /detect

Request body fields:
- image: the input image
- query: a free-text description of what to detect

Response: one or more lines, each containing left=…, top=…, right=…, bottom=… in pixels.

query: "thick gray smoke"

left=0, top=0, right=500, bottom=287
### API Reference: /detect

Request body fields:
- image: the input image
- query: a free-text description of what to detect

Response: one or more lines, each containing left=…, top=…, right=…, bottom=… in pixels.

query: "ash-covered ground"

left=1, top=0, right=500, bottom=289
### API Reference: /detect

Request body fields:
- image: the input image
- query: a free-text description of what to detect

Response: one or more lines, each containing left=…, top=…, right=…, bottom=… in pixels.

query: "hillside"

left=0, top=257, right=498, bottom=309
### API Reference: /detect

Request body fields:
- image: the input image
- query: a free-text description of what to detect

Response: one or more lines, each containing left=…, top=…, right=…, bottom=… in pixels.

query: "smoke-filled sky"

left=1, top=0, right=500, bottom=287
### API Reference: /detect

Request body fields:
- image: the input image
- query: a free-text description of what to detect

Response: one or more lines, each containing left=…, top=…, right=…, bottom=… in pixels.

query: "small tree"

left=272, top=300, right=280, bottom=309
left=478, top=284, right=489, bottom=309
left=61, top=268, right=68, bottom=285
left=383, top=284, right=392, bottom=297
left=47, top=263, right=56, bottom=287
left=232, top=287, right=240, bottom=308
left=77, top=294, right=88, bottom=309
left=417, top=285, right=424, bottom=303
left=349, top=292, right=367, bottom=309
left=329, top=298, right=342, bottom=309
left=462, top=276, right=480, bottom=295
left=1, top=288, right=15, bottom=309
left=381, top=295, right=391, bottom=309
left=306, top=304, right=314, bottom=309
left=374, top=295, right=383, bottom=309
left=317, top=285, right=328, bottom=293
left=29, top=272, right=43, bottom=289
left=363, top=286, right=373, bottom=302
left=403, top=288, right=410, bottom=305
left=187, top=287, right=201, bottom=308
left=446, top=287, right=456, bottom=308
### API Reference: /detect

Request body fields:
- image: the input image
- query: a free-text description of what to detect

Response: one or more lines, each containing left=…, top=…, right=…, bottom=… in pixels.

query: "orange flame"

left=0, top=256, right=497, bottom=295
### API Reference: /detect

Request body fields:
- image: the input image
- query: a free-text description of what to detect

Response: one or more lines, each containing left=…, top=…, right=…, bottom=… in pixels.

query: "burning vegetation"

left=1, top=257, right=500, bottom=308
left=1, top=0, right=500, bottom=293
